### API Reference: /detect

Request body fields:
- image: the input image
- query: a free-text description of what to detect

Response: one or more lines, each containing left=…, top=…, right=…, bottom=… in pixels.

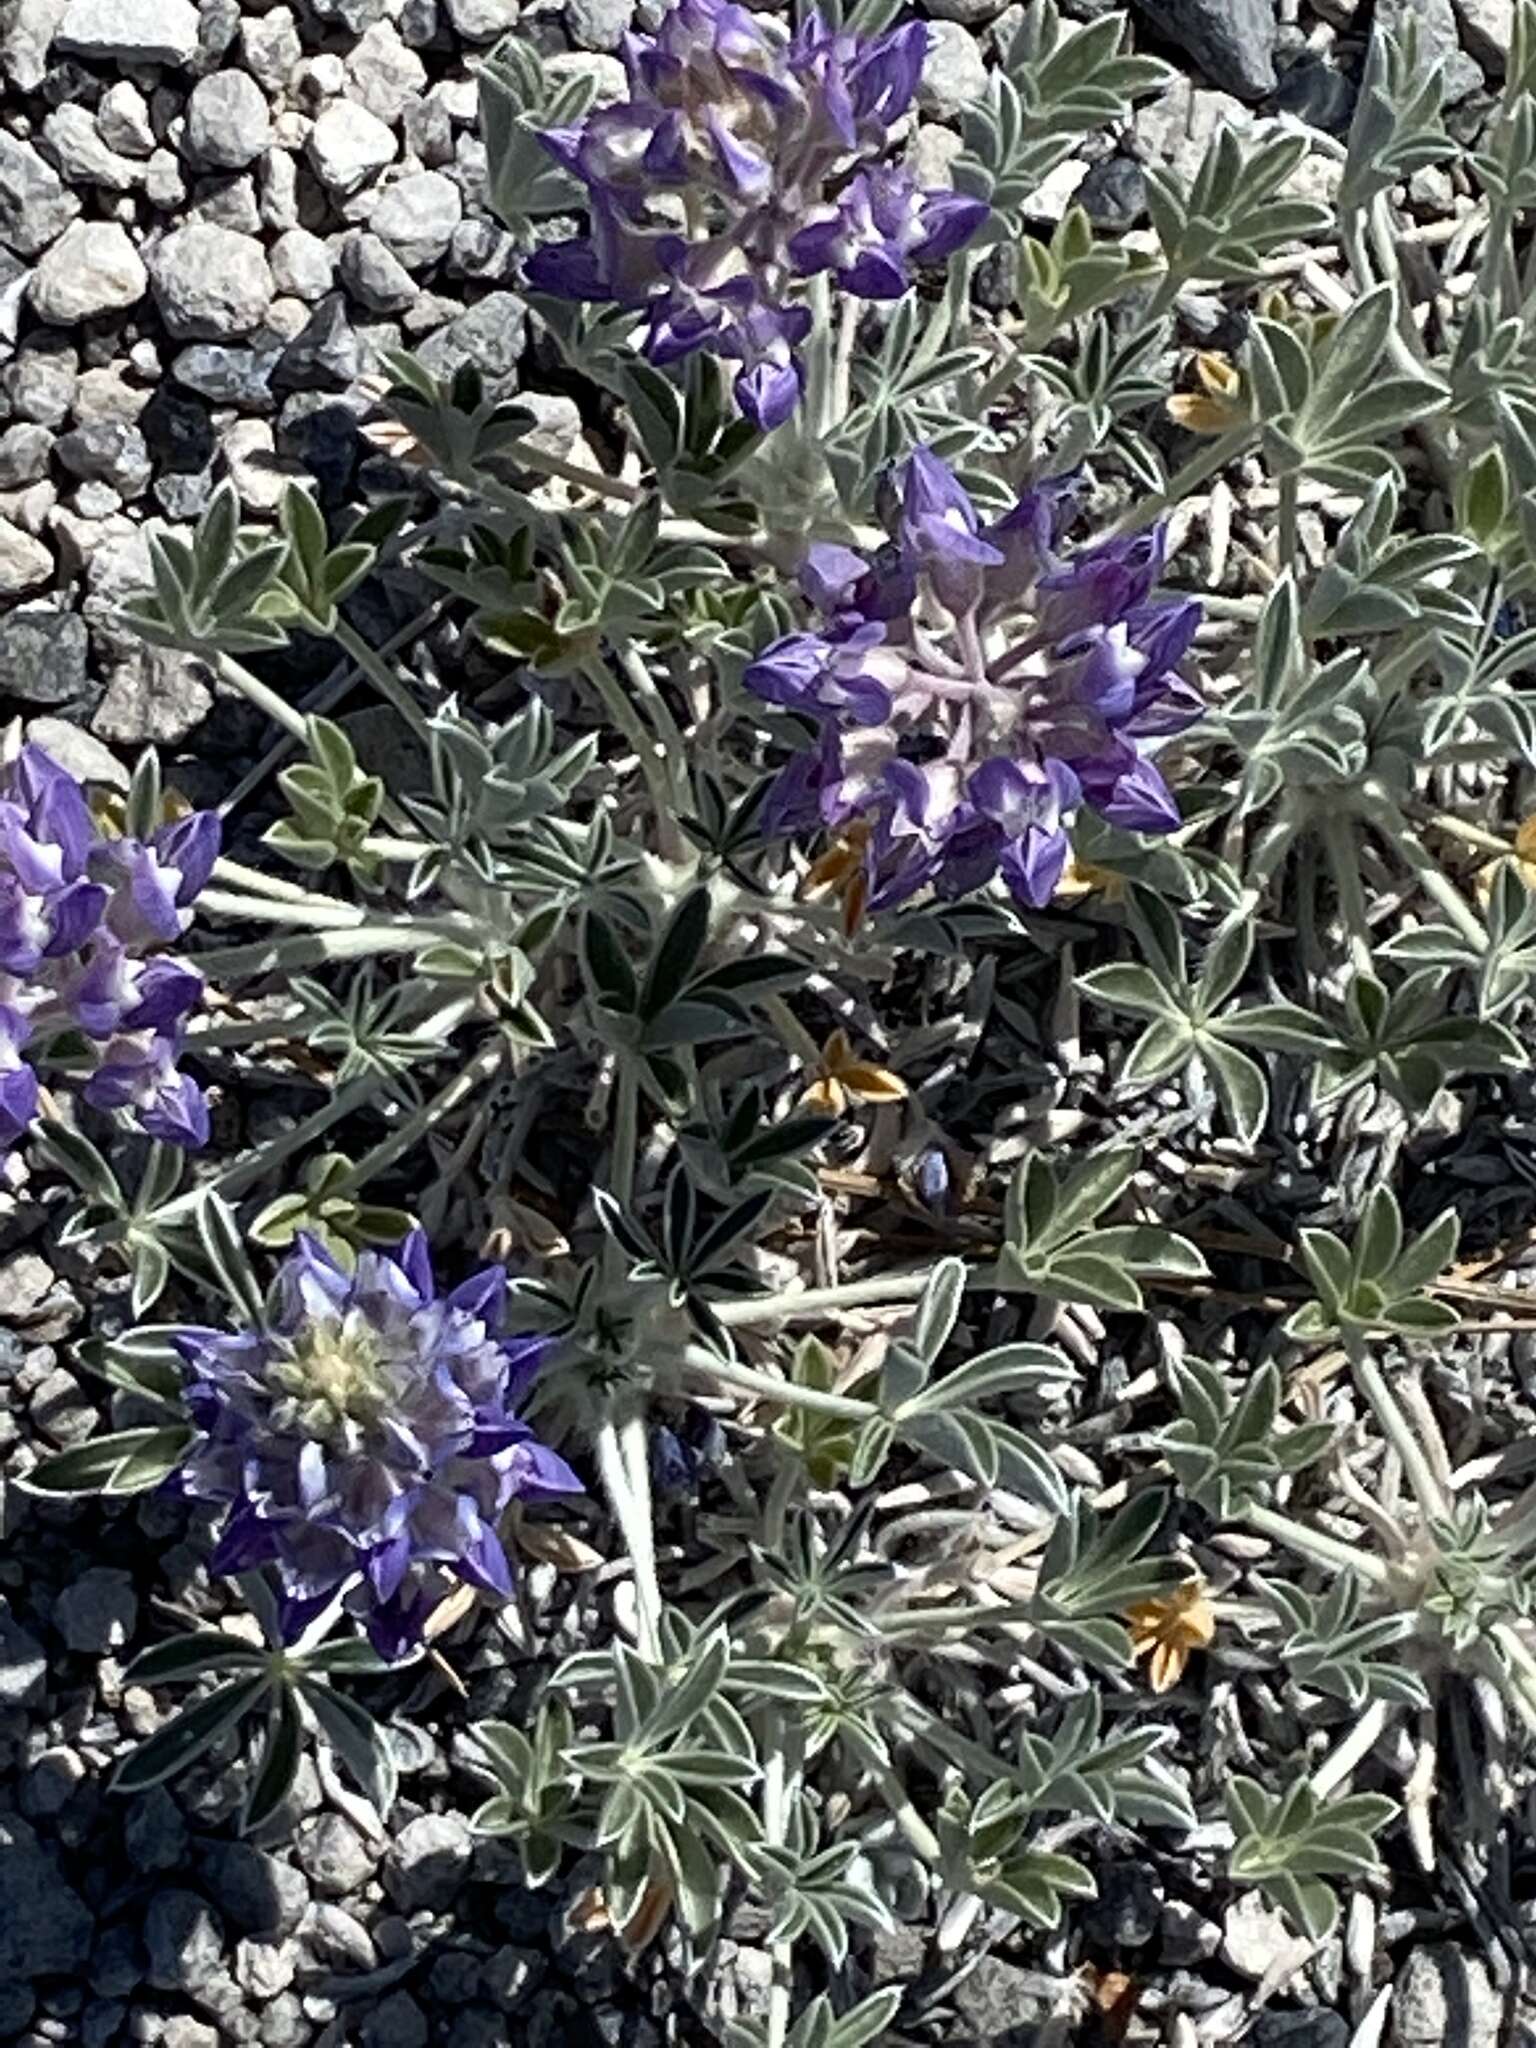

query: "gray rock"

left=241, top=6, right=301, bottom=91
left=23, top=1745, right=87, bottom=1818
left=56, top=420, right=152, bottom=496
left=150, top=224, right=274, bottom=339
left=1374, top=0, right=1483, bottom=103
left=1160, top=1899, right=1222, bottom=1965
left=83, top=1997, right=128, bottom=2048
left=482, top=1945, right=546, bottom=2010
left=41, top=104, right=142, bottom=191
left=172, top=342, right=280, bottom=407
left=441, top=0, right=515, bottom=37
left=1252, top=2013, right=1349, bottom=2048
left=416, top=289, right=526, bottom=392
left=567, top=0, right=634, bottom=48
left=341, top=230, right=417, bottom=310
left=188, top=171, right=263, bottom=236
left=308, top=101, right=397, bottom=198
left=1, top=0, right=69, bottom=91
left=31, top=1363, right=96, bottom=1443
left=273, top=293, right=359, bottom=392
left=918, top=19, right=988, bottom=117
left=184, top=72, right=271, bottom=171
left=362, top=1992, right=429, bottom=2048
left=97, top=82, right=156, bottom=156
left=92, top=641, right=213, bottom=741
left=383, top=1813, right=474, bottom=1912
left=30, top=220, right=147, bottom=325
left=294, top=1814, right=377, bottom=1896
left=1272, top=51, right=1358, bottom=136
left=144, top=1891, right=225, bottom=1997
left=202, top=1844, right=309, bottom=1939
left=1131, top=0, right=1276, bottom=99
left=1222, top=1892, right=1312, bottom=1982
left=346, top=20, right=427, bottom=122
left=54, top=1567, right=138, bottom=1652
left=25, top=716, right=127, bottom=786
left=368, top=170, right=462, bottom=270
left=1084, top=1864, right=1161, bottom=1949
left=301, top=1901, right=377, bottom=1971
left=1391, top=1945, right=1502, bottom=2048
left=124, top=1786, right=189, bottom=1872
left=0, top=1607, right=47, bottom=1705
left=56, top=0, right=200, bottom=62
left=90, top=1920, right=145, bottom=1997
left=446, top=218, right=515, bottom=283
left=145, top=147, right=187, bottom=211
left=1454, top=0, right=1515, bottom=70
left=0, top=425, right=53, bottom=488
left=162, top=2021, right=219, bottom=2048
left=270, top=229, right=335, bottom=302
left=1077, top=152, right=1147, bottom=226
left=0, top=133, right=81, bottom=258
left=0, top=1815, right=93, bottom=1979
left=950, top=1957, right=1057, bottom=2044
left=258, top=1991, right=309, bottom=2047
left=0, top=521, right=54, bottom=596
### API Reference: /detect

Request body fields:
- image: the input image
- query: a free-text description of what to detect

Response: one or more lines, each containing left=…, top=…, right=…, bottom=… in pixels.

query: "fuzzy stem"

left=595, top=1408, right=662, bottom=1661
left=334, top=1027, right=502, bottom=1195
left=1243, top=1502, right=1391, bottom=1585
left=1277, top=470, right=1299, bottom=578
left=714, top=1273, right=936, bottom=1326
left=618, top=646, right=693, bottom=819
left=192, top=926, right=453, bottom=979
left=1345, top=1330, right=1448, bottom=1525
left=332, top=618, right=433, bottom=736
left=678, top=1343, right=878, bottom=1420
left=1309, top=1697, right=1391, bottom=1798
left=582, top=659, right=684, bottom=858
left=1364, top=796, right=1488, bottom=951
left=209, top=858, right=351, bottom=909
left=216, top=653, right=308, bottom=741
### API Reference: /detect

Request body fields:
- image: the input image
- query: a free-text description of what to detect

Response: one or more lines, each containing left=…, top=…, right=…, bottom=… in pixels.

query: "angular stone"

left=0, top=519, right=52, bottom=595
left=0, top=1814, right=93, bottom=1979
left=30, top=220, right=147, bottom=325
left=55, top=1567, right=138, bottom=1652
left=345, top=19, right=427, bottom=123
left=184, top=71, right=271, bottom=171
left=368, top=170, right=461, bottom=270
left=0, top=608, right=90, bottom=706
left=1132, top=0, right=1276, bottom=100
left=56, top=0, right=200, bottom=64
left=308, top=100, right=396, bottom=198
left=0, top=133, right=80, bottom=258
left=41, top=104, right=142, bottom=192
left=149, top=224, right=273, bottom=339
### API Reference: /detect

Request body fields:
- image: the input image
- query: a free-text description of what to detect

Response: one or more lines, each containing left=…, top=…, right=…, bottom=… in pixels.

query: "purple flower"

left=899, top=448, right=1005, bottom=616
left=524, top=1, right=987, bottom=431
left=749, top=447, right=1202, bottom=907
left=175, top=1232, right=581, bottom=1657
left=93, top=810, right=221, bottom=952
left=0, top=1008, right=37, bottom=1151
left=789, top=168, right=988, bottom=299
left=84, top=1031, right=210, bottom=1148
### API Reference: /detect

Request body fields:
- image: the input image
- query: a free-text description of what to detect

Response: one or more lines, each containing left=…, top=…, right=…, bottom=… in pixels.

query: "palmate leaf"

left=1227, top=1776, right=1396, bottom=1939
left=1161, top=1357, right=1332, bottom=1518
left=997, top=1145, right=1206, bottom=1310
left=23, top=1425, right=195, bottom=1498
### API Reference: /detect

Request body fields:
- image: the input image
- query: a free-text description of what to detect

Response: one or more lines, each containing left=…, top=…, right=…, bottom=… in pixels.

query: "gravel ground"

left=0, top=0, right=1526, bottom=2042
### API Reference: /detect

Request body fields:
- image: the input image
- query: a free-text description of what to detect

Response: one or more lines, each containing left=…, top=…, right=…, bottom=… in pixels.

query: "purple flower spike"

left=174, top=1236, right=582, bottom=1659
left=752, top=445, right=1201, bottom=910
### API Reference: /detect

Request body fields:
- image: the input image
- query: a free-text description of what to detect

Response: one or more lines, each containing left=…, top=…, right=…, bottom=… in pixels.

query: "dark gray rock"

left=0, top=1608, right=47, bottom=1706
left=54, top=1566, right=137, bottom=1651
left=142, top=387, right=217, bottom=473
left=481, top=1945, right=546, bottom=2010
left=55, top=420, right=152, bottom=496
left=0, top=1986, right=35, bottom=2037
left=1132, top=0, right=1276, bottom=99
left=951, top=1957, right=1057, bottom=2045
left=89, top=1922, right=145, bottom=1998
left=0, top=610, right=90, bottom=708
left=383, top=1812, right=474, bottom=1912
left=362, top=1992, right=430, bottom=2048
left=201, top=1843, right=309, bottom=1939
left=0, top=1816, right=93, bottom=1980
left=1084, top=1864, right=1162, bottom=1949
left=171, top=343, right=280, bottom=410
left=273, top=294, right=360, bottom=393
left=124, top=1786, right=189, bottom=1873
left=0, top=423, right=54, bottom=487
left=1076, top=154, right=1147, bottom=227
left=1271, top=52, right=1358, bottom=135
left=1253, top=2014, right=1349, bottom=2048
left=144, top=1890, right=225, bottom=1997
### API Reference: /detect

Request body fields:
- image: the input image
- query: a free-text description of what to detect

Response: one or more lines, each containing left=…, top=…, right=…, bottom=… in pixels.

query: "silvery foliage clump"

left=21, top=0, right=1536, bottom=2025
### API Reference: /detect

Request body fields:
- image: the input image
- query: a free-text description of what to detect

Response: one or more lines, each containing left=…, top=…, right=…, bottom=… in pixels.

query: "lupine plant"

left=19, top=0, right=1536, bottom=2035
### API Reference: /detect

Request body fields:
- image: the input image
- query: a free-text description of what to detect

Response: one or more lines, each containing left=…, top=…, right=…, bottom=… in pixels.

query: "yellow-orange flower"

left=1054, top=856, right=1127, bottom=905
left=1166, top=352, right=1245, bottom=435
left=1126, top=1578, right=1215, bottom=1693
left=798, top=1028, right=907, bottom=1117
left=803, top=822, right=873, bottom=937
